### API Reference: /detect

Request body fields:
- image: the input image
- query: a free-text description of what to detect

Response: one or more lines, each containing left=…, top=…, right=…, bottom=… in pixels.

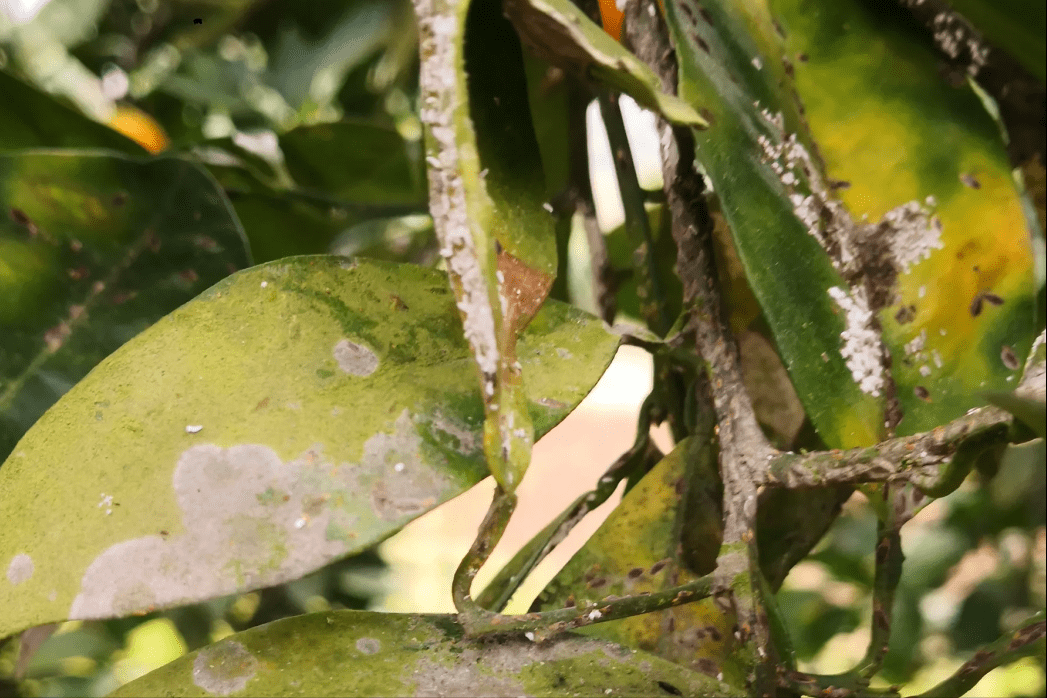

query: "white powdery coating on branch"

left=414, top=0, right=499, bottom=390
left=828, top=286, right=886, bottom=397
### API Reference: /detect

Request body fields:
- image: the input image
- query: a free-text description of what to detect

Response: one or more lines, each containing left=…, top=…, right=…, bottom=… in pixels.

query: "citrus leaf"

left=772, top=0, right=1038, bottom=437
left=502, top=0, right=708, bottom=129
left=280, top=121, right=426, bottom=206
left=0, top=151, right=250, bottom=461
left=0, top=256, right=618, bottom=638
left=0, top=70, right=144, bottom=155
left=111, top=610, right=734, bottom=697
left=416, top=0, right=553, bottom=491
left=982, top=392, right=1046, bottom=438
left=662, top=0, right=1037, bottom=447
left=532, top=436, right=747, bottom=687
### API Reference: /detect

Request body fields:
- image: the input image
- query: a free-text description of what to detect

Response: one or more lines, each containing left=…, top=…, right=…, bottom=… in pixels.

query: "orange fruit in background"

left=598, top=0, right=624, bottom=40
left=107, top=104, right=169, bottom=154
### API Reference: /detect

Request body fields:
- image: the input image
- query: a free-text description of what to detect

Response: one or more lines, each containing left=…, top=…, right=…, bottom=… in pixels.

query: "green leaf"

left=662, top=0, right=1037, bottom=447
left=417, top=0, right=556, bottom=492
left=111, top=610, right=734, bottom=697
left=0, top=256, right=618, bottom=638
left=773, top=0, right=1039, bottom=438
left=942, top=0, right=1046, bottom=82
left=502, top=0, right=708, bottom=129
left=0, top=70, right=144, bottom=155
left=982, top=391, right=1047, bottom=437
left=206, top=162, right=423, bottom=263
left=280, top=121, right=426, bottom=206
left=0, top=152, right=250, bottom=462
left=531, top=437, right=747, bottom=687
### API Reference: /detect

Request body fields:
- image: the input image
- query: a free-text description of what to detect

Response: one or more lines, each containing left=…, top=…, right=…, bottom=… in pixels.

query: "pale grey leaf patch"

left=333, top=339, right=380, bottom=376
left=192, top=641, right=258, bottom=696
left=6, top=554, right=33, bottom=585
left=68, top=410, right=455, bottom=618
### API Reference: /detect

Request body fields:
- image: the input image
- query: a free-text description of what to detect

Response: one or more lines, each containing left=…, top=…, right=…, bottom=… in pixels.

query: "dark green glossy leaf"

left=0, top=70, right=144, bottom=155
left=280, top=121, right=426, bottom=206
left=944, top=0, right=1046, bottom=81
left=0, top=151, right=250, bottom=461
left=0, top=256, right=618, bottom=638
left=207, top=162, right=424, bottom=263
left=112, top=610, right=734, bottom=697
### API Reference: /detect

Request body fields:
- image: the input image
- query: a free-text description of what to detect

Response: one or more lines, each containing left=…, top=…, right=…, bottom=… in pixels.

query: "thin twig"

left=763, top=409, right=1013, bottom=489
left=456, top=483, right=726, bottom=642
left=475, top=396, right=662, bottom=611
left=916, top=611, right=1046, bottom=698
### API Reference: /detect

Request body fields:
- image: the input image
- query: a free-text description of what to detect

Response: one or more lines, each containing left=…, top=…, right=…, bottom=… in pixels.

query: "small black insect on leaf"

left=657, top=681, right=684, bottom=695
left=193, top=17, right=202, bottom=25
left=969, top=294, right=983, bottom=317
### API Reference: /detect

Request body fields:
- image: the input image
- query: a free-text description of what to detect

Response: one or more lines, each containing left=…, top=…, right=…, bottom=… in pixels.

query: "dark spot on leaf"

left=657, top=681, right=684, bottom=695
left=828, top=179, right=851, bottom=190
left=587, top=576, right=607, bottom=589
left=1001, top=345, right=1019, bottom=370
left=969, top=294, right=983, bottom=317
left=698, top=6, right=713, bottom=24
left=706, top=625, right=722, bottom=641
left=627, top=567, right=644, bottom=578
left=772, top=17, right=785, bottom=38
left=960, top=173, right=980, bottom=189
left=699, top=107, right=715, bottom=125
left=193, top=17, right=202, bottom=24
left=695, top=657, right=719, bottom=676
left=783, top=57, right=794, bottom=77
left=649, top=559, right=669, bottom=575
left=696, top=35, right=710, bottom=53
left=666, top=616, right=675, bottom=632
left=797, top=52, right=808, bottom=62
left=983, top=292, right=1004, bottom=306
left=9, top=207, right=30, bottom=225
left=914, top=385, right=931, bottom=402
left=111, top=192, right=128, bottom=206
left=894, top=305, right=917, bottom=324
left=494, top=240, right=503, bottom=254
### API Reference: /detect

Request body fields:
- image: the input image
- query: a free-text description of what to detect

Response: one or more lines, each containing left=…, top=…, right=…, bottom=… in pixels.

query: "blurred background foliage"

left=0, top=0, right=1043, bottom=696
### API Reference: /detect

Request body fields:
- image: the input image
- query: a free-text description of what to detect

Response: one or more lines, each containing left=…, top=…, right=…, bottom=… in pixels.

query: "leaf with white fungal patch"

left=414, top=0, right=561, bottom=491
left=662, top=0, right=1038, bottom=448
left=0, top=256, right=619, bottom=637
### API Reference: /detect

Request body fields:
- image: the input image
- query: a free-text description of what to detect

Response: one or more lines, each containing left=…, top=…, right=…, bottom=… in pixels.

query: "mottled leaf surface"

left=0, top=152, right=250, bottom=461
left=112, top=610, right=733, bottom=697
left=773, top=0, right=1038, bottom=437
left=532, top=438, right=746, bottom=688
left=663, top=0, right=1036, bottom=447
left=0, top=256, right=618, bottom=638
